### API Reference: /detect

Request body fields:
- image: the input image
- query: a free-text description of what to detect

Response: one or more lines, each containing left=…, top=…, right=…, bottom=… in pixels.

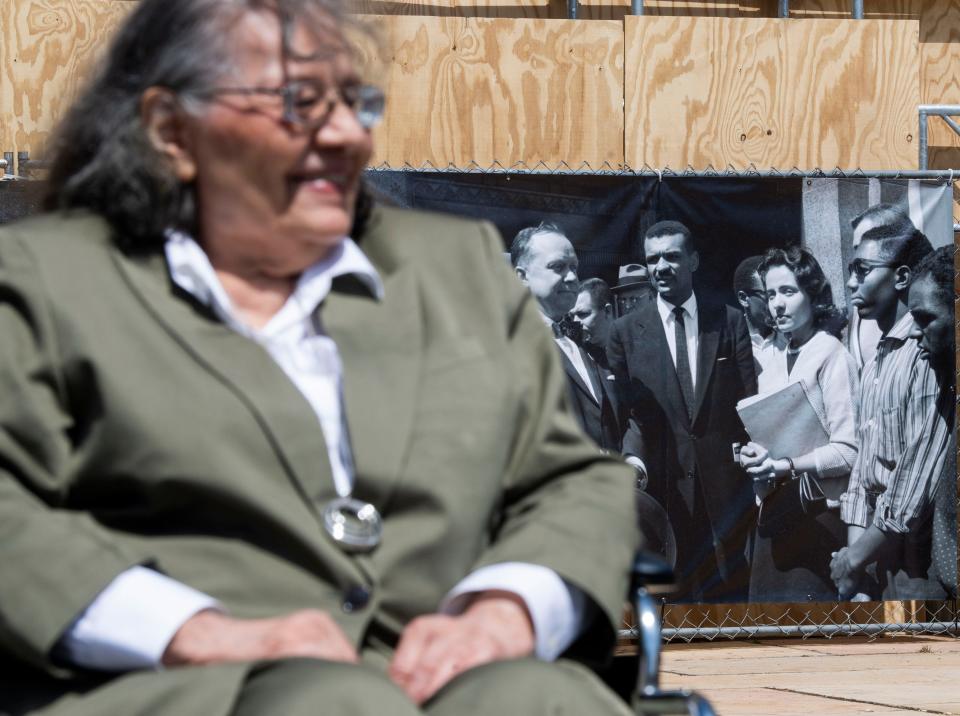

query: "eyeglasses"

left=204, top=79, right=385, bottom=130
left=847, top=258, right=898, bottom=282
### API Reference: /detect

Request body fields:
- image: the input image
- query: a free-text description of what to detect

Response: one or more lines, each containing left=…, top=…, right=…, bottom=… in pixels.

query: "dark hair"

left=913, top=245, right=954, bottom=307
left=578, top=277, right=612, bottom=309
left=509, top=222, right=565, bottom=268
left=733, top=255, right=764, bottom=293
left=851, top=203, right=916, bottom=235
left=43, top=0, right=363, bottom=251
left=643, top=220, right=696, bottom=254
left=859, top=224, right=934, bottom=273
left=758, top=247, right=847, bottom=339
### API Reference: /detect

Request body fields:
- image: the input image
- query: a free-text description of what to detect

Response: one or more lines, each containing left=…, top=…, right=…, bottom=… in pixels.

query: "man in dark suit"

left=608, top=220, right=757, bottom=602
left=571, top=278, right=615, bottom=370
left=511, top=224, right=622, bottom=452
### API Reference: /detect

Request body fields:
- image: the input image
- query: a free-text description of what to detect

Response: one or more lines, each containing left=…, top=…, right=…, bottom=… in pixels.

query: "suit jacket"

left=558, top=344, right=622, bottom=452
left=0, top=207, right=638, bottom=713
left=607, top=294, right=757, bottom=599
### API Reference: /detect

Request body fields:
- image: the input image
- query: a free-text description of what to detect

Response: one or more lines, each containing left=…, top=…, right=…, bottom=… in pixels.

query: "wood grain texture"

left=786, top=1, right=960, bottom=168
left=624, top=17, right=920, bottom=170
left=351, top=0, right=562, bottom=20
left=578, top=1, right=766, bottom=22
left=918, top=1, right=960, bottom=168
left=783, top=0, right=918, bottom=18
left=358, top=16, right=624, bottom=167
left=0, top=0, right=133, bottom=161
left=351, top=1, right=770, bottom=21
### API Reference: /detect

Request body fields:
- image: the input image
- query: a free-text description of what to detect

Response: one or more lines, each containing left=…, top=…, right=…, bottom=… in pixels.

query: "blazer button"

left=342, top=586, right=371, bottom=613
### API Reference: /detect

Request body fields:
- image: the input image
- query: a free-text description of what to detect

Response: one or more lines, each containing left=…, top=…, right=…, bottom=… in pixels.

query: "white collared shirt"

left=58, top=233, right=583, bottom=670
left=165, top=231, right=384, bottom=497
left=656, top=292, right=699, bottom=388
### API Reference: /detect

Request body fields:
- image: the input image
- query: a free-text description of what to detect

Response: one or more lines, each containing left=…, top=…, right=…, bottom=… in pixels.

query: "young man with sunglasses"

left=832, top=223, right=948, bottom=600
left=845, top=204, right=918, bottom=370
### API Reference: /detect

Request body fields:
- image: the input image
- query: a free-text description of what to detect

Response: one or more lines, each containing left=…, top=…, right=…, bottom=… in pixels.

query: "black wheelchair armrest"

left=630, top=551, right=717, bottom=716
left=631, top=552, right=675, bottom=596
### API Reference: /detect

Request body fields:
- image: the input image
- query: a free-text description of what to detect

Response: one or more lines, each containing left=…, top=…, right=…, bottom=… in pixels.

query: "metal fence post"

left=918, top=108, right=929, bottom=170
left=778, top=0, right=789, bottom=18
left=631, top=0, right=643, bottom=15
left=567, top=0, right=577, bottom=20
left=852, top=0, right=863, bottom=19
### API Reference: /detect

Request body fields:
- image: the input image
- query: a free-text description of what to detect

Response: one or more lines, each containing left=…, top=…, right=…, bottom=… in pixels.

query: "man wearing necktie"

left=510, top=223, right=623, bottom=454
left=608, top=221, right=757, bottom=602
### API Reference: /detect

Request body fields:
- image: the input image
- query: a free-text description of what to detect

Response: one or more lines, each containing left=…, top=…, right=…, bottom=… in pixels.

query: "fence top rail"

left=366, top=162, right=960, bottom=181
left=919, top=105, right=960, bottom=115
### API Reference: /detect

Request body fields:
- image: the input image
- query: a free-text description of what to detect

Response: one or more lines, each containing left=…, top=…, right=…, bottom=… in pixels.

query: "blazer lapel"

left=693, top=299, right=720, bottom=422
left=113, top=248, right=344, bottom=501
left=559, top=346, right=599, bottom=405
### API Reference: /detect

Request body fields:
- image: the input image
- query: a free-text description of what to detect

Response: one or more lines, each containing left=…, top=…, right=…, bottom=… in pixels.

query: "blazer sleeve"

left=468, top=223, right=640, bottom=664
left=0, top=232, right=147, bottom=673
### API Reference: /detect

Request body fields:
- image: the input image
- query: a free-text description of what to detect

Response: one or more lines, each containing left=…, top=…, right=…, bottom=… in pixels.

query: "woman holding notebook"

left=738, top=247, right=859, bottom=602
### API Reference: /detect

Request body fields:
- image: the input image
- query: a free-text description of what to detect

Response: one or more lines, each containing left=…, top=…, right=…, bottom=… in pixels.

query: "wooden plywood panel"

left=352, top=0, right=562, bottom=19
left=358, top=16, right=624, bottom=167
left=351, top=1, right=770, bottom=22
left=579, top=1, right=769, bottom=22
left=0, top=0, right=133, bottom=162
left=624, top=17, right=919, bottom=170
left=920, top=1, right=960, bottom=170
left=785, top=1, right=960, bottom=169
left=783, top=0, right=917, bottom=18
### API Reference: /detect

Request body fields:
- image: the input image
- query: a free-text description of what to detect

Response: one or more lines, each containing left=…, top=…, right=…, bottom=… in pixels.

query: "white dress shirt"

left=540, top=313, right=597, bottom=402
left=59, top=233, right=584, bottom=671
left=750, top=329, right=780, bottom=385
left=656, top=293, right=699, bottom=388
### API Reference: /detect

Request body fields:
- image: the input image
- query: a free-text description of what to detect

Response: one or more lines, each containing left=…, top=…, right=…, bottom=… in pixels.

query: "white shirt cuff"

left=624, top=455, right=647, bottom=476
left=59, top=566, right=221, bottom=671
left=440, top=562, right=587, bottom=661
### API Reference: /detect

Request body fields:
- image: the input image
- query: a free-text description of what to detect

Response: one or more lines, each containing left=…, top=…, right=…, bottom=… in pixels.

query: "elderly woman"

left=0, top=0, right=638, bottom=713
left=738, top=247, right=859, bottom=602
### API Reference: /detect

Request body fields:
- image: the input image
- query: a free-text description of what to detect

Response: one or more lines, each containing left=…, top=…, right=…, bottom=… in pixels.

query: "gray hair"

left=509, top=221, right=566, bottom=269
left=43, top=0, right=357, bottom=251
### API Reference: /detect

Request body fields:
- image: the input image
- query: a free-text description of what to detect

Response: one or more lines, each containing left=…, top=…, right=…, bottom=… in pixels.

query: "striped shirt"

left=840, top=313, right=952, bottom=532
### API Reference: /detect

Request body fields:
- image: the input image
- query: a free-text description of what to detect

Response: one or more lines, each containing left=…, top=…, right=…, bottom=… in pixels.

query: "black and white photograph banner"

left=367, top=171, right=957, bottom=606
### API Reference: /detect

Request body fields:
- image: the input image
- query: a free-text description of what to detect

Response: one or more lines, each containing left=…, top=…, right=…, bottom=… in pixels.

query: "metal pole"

left=852, top=0, right=863, bottom=19
left=919, top=104, right=960, bottom=115
left=567, top=0, right=576, bottom=20
left=778, top=0, right=789, bottom=18
left=919, top=108, right=929, bottom=170
left=631, top=0, right=643, bottom=15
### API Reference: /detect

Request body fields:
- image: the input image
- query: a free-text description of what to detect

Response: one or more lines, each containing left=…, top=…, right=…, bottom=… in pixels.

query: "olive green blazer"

left=0, top=206, right=638, bottom=714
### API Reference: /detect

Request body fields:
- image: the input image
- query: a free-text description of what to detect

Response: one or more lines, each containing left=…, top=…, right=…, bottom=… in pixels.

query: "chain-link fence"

left=619, top=599, right=960, bottom=643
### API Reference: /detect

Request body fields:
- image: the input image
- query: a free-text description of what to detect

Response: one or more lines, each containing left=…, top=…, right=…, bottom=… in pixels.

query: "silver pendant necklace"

left=322, top=496, right=382, bottom=553
left=306, top=308, right=383, bottom=553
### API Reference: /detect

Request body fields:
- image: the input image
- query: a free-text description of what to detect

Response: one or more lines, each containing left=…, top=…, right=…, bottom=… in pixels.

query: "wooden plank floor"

left=660, top=636, right=960, bottom=715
